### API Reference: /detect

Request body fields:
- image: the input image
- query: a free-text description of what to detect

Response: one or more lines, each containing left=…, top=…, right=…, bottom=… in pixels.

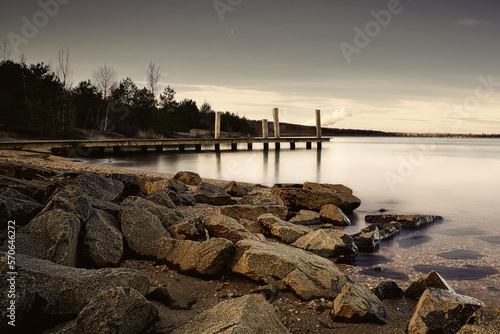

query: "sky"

left=1, top=0, right=500, bottom=134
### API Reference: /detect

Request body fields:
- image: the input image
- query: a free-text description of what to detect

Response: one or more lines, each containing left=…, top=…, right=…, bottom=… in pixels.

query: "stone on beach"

left=230, top=239, right=350, bottom=300
left=457, top=306, right=500, bottom=334
left=289, top=210, right=322, bottom=225
left=371, top=280, right=404, bottom=300
left=319, top=204, right=350, bottom=226
left=122, top=196, right=182, bottom=229
left=146, top=188, right=177, bottom=209
left=110, top=173, right=142, bottom=198
left=42, top=184, right=92, bottom=222
left=170, top=294, right=290, bottom=334
left=220, top=204, right=288, bottom=221
left=140, top=177, right=187, bottom=195
left=332, top=282, right=388, bottom=324
left=0, top=175, right=50, bottom=203
left=205, top=213, right=259, bottom=243
left=173, top=170, right=202, bottom=186
left=292, top=229, right=358, bottom=259
left=72, top=173, right=124, bottom=202
left=225, top=180, right=247, bottom=197
left=193, top=182, right=232, bottom=205
left=407, top=288, right=484, bottom=334
left=157, top=237, right=234, bottom=277
left=0, top=187, right=43, bottom=227
left=405, top=270, right=455, bottom=300
left=167, top=215, right=206, bottom=241
left=352, top=227, right=381, bottom=252
left=303, top=182, right=353, bottom=194
left=257, top=213, right=313, bottom=244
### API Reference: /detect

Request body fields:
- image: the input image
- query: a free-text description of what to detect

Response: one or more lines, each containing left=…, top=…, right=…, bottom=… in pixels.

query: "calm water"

left=81, top=137, right=500, bottom=305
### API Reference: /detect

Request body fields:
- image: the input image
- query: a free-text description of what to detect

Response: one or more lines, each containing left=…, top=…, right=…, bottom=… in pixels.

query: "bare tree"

left=57, top=47, right=72, bottom=90
left=93, top=65, right=118, bottom=132
left=146, top=61, right=161, bottom=99
left=19, top=53, right=27, bottom=64
left=0, top=39, right=10, bottom=62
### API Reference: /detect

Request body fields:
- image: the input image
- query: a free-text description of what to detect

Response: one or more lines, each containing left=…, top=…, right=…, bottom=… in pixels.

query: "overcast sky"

left=2, top=0, right=500, bottom=134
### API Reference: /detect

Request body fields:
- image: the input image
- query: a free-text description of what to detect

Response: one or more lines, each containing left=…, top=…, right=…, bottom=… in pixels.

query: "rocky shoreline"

left=0, top=149, right=498, bottom=333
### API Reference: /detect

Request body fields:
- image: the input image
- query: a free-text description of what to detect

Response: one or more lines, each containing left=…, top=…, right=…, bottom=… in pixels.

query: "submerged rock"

left=170, top=294, right=290, bottom=334
left=407, top=288, right=484, bottom=334
left=365, top=214, right=443, bottom=228
left=352, top=227, right=381, bottom=252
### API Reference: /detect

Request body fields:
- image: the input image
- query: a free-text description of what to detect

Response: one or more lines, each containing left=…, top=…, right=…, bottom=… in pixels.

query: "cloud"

left=302, top=109, right=352, bottom=127
left=455, top=18, right=493, bottom=27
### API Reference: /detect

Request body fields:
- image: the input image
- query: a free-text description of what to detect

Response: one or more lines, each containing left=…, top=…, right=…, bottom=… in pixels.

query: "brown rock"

left=332, top=283, right=387, bottom=324
left=457, top=306, right=500, bottom=334
left=365, top=214, right=443, bottom=228
left=292, top=229, right=358, bottom=259
left=405, top=270, right=455, bottom=300
left=225, top=181, right=247, bottom=197
left=352, top=227, right=381, bottom=252
left=167, top=215, right=206, bottom=241
left=193, top=182, right=232, bottom=205
left=220, top=204, right=288, bottom=222
left=257, top=213, right=313, bottom=244
left=289, top=210, right=321, bottom=225
left=205, top=214, right=259, bottom=243
left=320, top=204, right=350, bottom=226
left=303, top=182, right=353, bottom=194
left=173, top=171, right=202, bottom=186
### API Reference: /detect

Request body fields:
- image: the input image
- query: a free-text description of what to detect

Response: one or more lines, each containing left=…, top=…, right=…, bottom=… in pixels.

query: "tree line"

left=0, top=51, right=255, bottom=138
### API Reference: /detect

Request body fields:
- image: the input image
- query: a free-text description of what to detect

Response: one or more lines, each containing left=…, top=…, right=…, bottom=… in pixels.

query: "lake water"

left=81, top=137, right=500, bottom=305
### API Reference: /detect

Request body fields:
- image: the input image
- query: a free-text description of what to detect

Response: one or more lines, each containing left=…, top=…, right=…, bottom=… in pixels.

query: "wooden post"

left=215, top=111, right=221, bottom=139
left=316, top=109, right=322, bottom=139
left=247, top=143, right=253, bottom=150
left=273, top=108, right=280, bottom=138
left=262, top=119, right=268, bottom=139
left=156, top=145, right=163, bottom=153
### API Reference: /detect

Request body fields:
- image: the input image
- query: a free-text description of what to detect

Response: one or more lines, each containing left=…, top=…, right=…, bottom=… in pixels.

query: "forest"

left=0, top=56, right=255, bottom=139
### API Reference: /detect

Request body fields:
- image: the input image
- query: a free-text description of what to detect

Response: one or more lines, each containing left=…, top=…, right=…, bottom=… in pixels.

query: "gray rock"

left=319, top=204, right=350, bottom=226
left=193, top=182, right=232, bottom=205
left=0, top=175, right=49, bottom=203
left=147, top=286, right=196, bottom=310
left=230, top=239, right=350, bottom=300
left=170, top=294, right=290, bottom=334
left=42, top=185, right=92, bottom=222
left=173, top=171, right=202, bottom=186
left=220, top=204, right=288, bottom=222
left=146, top=188, right=177, bottom=209
left=90, top=198, right=121, bottom=218
left=407, top=288, right=485, bottom=334
left=205, top=214, right=259, bottom=243
left=302, top=182, right=353, bottom=194
left=0, top=161, right=57, bottom=180
left=177, top=193, right=196, bottom=206
left=371, top=280, right=404, bottom=300
left=239, top=192, right=284, bottom=206
left=71, top=287, right=157, bottom=334
left=120, top=198, right=170, bottom=258
left=72, top=173, right=124, bottom=202
left=0, top=253, right=149, bottom=323
left=167, top=215, right=206, bottom=241
left=16, top=209, right=81, bottom=266
left=157, top=237, right=234, bottom=277
left=405, top=270, right=455, bottom=300
left=457, top=306, right=500, bottom=334
left=352, top=227, right=381, bottom=252
left=83, top=209, right=123, bottom=267
left=289, top=210, right=321, bottom=225
left=225, top=181, right=247, bottom=197
left=271, top=184, right=361, bottom=213
left=123, top=196, right=182, bottom=229
left=0, top=188, right=43, bottom=227
left=365, top=214, right=443, bottom=228
left=258, top=213, right=313, bottom=244
left=110, top=173, right=141, bottom=197
left=332, top=282, right=387, bottom=324
left=292, top=229, right=358, bottom=259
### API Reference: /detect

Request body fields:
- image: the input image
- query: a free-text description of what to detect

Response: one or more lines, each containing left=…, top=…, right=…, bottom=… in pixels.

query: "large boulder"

left=82, top=209, right=123, bottom=267
left=0, top=253, right=149, bottom=330
left=289, top=210, right=321, bottom=225
left=119, top=198, right=170, bottom=258
left=365, top=214, right=443, bottom=228
left=405, top=270, right=455, bottom=300
left=205, top=214, right=259, bottom=243
left=157, top=237, right=234, bottom=277
left=371, top=280, right=404, bottom=300
left=352, top=227, right=381, bottom=252
left=225, top=181, right=247, bottom=197
left=140, top=177, right=187, bottom=195
left=230, top=239, right=350, bottom=300
left=457, top=306, right=500, bottom=334
left=0, top=175, right=49, bottom=203
left=319, top=204, right=350, bottom=226
left=171, top=294, right=290, bottom=334
left=122, top=196, right=182, bottom=229
left=292, top=229, right=358, bottom=259
left=167, top=215, right=206, bottom=241
left=90, top=198, right=121, bottom=218
left=257, top=213, right=313, bottom=244
left=193, top=182, right=232, bottom=205
left=239, top=192, right=284, bottom=206
left=220, top=204, right=288, bottom=221
left=271, top=184, right=361, bottom=213
left=0, top=161, right=57, bottom=180
left=110, top=173, right=141, bottom=197
left=303, top=182, right=353, bottom=194
left=72, top=173, right=124, bottom=202
left=70, top=287, right=158, bottom=334
left=173, top=171, right=202, bottom=186
left=407, top=288, right=485, bottom=334
left=42, top=185, right=92, bottom=222
left=146, top=188, right=177, bottom=209
left=0, top=188, right=43, bottom=227
left=332, top=282, right=388, bottom=324
left=15, top=209, right=81, bottom=266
